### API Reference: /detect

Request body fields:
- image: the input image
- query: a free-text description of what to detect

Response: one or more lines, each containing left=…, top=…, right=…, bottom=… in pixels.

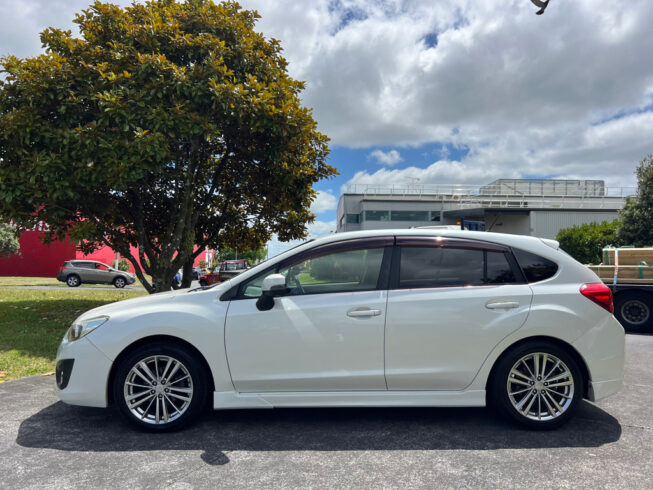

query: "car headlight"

left=66, top=316, right=109, bottom=342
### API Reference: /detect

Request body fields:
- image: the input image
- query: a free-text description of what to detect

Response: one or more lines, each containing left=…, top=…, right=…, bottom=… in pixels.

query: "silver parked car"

left=57, top=260, right=136, bottom=288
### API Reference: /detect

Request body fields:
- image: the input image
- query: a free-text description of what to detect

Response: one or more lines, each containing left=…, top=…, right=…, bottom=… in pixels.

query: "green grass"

left=0, top=288, right=145, bottom=382
left=0, top=276, right=67, bottom=287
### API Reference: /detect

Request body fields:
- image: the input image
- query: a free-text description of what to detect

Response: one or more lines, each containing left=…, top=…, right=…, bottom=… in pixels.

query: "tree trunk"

left=181, top=260, right=194, bottom=289
left=152, top=271, right=175, bottom=293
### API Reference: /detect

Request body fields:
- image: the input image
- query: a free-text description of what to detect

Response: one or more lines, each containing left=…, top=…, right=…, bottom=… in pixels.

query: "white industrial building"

left=336, top=179, right=631, bottom=239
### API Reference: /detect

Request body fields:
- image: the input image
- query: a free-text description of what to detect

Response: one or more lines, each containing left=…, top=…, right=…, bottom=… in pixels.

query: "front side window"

left=237, top=247, right=386, bottom=299
left=280, top=248, right=385, bottom=295
left=398, top=247, right=516, bottom=289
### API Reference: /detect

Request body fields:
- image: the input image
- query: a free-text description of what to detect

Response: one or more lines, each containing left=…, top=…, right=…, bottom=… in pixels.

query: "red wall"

left=0, top=231, right=76, bottom=278
left=1, top=230, right=211, bottom=277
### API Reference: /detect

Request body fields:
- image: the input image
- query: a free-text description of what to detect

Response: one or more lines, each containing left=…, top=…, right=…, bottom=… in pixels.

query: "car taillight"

left=60, top=266, right=66, bottom=270
left=580, top=283, right=614, bottom=313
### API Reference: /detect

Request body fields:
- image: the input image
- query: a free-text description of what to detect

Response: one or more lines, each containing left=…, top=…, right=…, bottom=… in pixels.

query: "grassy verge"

left=0, top=288, right=145, bottom=382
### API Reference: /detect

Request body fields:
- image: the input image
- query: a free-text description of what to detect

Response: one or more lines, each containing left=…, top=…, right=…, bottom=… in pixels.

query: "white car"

left=55, top=229, right=624, bottom=431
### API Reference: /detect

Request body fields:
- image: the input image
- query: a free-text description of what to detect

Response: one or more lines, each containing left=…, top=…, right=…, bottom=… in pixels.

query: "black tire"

left=66, top=274, right=81, bottom=287
left=490, top=341, right=584, bottom=430
left=113, top=276, right=126, bottom=289
left=199, top=279, right=207, bottom=287
left=614, top=291, right=653, bottom=333
left=112, top=342, right=209, bottom=431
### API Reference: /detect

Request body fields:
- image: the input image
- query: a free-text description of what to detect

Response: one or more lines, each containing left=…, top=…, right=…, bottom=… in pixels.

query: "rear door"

left=384, top=237, right=533, bottom=390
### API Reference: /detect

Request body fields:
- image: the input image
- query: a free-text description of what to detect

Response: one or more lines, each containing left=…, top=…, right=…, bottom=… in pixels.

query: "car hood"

left=75, top=281, right=232, bottom=322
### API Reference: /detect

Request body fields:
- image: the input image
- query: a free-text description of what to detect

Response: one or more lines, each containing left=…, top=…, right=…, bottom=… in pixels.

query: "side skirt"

left=213, top=390, right=486, bottom=410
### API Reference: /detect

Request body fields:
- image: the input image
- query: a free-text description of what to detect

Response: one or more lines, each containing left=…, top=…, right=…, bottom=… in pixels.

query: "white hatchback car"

left=55, top=230, right=624, bottom=431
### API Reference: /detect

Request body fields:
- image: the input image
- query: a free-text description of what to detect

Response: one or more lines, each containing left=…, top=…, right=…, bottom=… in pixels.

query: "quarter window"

left=512, top=249, right=558, bottom=283
left=398, top=247, right=516, bottom=289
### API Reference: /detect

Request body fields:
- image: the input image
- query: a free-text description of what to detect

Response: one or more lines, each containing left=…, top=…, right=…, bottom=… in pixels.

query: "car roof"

left=300, top=229, right=556, bottom=252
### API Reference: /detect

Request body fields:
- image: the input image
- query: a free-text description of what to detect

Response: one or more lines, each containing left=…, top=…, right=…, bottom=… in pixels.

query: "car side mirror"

left=256, top=274, right=289, bottom=311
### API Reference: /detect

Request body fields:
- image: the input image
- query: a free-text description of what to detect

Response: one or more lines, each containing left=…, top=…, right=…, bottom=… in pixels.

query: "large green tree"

left=0, top=222, right=20, bottom=258
left=0, top=0, right=334, bottom=292
left=556, top=220, right=621, bottom=264
left=619, top=154, right=653, bottom=247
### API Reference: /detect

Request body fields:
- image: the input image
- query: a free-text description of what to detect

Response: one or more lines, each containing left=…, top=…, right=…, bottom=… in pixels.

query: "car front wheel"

left=114, top=277, right=126, bottom=289
left=490, top=342, right=583, bottom=429
left=113, top=343, right=209, bottom=431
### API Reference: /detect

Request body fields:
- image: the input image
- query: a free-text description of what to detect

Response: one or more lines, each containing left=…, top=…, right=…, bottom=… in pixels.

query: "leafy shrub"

left=556, top=220, right=622, bottom=264
left=117, top=258, right=132, bottom=272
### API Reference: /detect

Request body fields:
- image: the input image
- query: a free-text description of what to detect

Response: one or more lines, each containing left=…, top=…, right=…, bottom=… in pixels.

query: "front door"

left=384, top=237, right=533, bottom=390
left=225, top=239, right=392, bottom=392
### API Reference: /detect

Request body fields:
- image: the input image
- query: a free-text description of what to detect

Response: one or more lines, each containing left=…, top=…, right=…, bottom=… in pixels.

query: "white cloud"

left=310, top=190, right=338, bottom=213
left=369, top=149, right=403, bottom=166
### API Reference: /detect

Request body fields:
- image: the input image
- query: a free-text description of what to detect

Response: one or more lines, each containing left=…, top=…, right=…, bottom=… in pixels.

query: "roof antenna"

left=530, top=0, right=550, bottom=15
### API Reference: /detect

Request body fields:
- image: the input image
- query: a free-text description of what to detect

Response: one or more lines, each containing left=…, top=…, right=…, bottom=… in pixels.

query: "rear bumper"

left=572, top=315, right=625, bottom=402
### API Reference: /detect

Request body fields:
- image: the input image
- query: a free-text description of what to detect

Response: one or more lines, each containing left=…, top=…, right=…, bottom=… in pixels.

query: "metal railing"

left=343, top=183, right=636, bottom=210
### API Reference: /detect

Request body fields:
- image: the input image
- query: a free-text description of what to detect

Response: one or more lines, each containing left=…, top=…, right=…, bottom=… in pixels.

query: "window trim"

left=389, top=237, right=525, bottom=290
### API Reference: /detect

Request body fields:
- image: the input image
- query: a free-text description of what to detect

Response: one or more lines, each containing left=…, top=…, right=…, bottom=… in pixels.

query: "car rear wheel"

left=490, top=342, right=583, bottom=429
left=199, top=279, right=207, bottom=287
left=66, top=274, right=81, bottom=287
left=114, top=277, right=126, bottom=289
left=614, top=291, right=653, bottom=332
left=113, top=343, right=209, bottom=431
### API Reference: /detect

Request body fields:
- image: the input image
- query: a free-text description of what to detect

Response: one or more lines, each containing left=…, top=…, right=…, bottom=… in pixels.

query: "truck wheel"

left=614, top=291, right=653, bottom=333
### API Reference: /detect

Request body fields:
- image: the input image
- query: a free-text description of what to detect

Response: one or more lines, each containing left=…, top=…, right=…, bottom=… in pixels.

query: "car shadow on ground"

left=16, top=400, right=621, bottom=466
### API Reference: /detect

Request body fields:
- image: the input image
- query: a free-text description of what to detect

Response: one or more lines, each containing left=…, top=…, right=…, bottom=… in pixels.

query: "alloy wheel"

left=506, top=352, right=574, bottom=421
left=123, top=355, right=194, bottom=425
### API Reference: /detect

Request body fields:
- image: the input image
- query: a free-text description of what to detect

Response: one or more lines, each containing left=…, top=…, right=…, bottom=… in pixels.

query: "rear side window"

left=512, top=249, right=558, bottom=283
left=398, top=247, right=516, bottom=288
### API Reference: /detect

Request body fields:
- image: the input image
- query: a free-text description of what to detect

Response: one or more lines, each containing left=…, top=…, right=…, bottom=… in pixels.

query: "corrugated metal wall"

left=530, top=211, right=619, bottom=239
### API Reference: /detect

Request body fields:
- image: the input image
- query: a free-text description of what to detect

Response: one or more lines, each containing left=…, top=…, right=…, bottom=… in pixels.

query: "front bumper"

left=55, top=336, right=113, bottom=408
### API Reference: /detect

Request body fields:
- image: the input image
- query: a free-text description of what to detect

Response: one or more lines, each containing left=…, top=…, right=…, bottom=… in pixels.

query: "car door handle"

left=347, top=308, right=382, bottom=318
left=485, top=301, right=520, bottom=310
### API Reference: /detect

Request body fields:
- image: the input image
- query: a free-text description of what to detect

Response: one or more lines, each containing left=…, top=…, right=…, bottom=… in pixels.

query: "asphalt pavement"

left=0, top=334, right=651, bottom=489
